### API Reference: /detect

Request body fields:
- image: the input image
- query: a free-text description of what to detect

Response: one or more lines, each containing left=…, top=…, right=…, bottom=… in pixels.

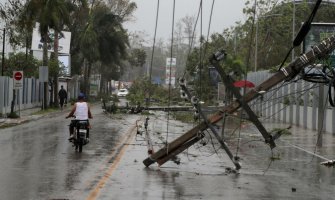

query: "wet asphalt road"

left=0, top=104, right=140, bottom=200
left=96, top=114, right=335, bottom=200
left=0, top=105, right=335, bottom=200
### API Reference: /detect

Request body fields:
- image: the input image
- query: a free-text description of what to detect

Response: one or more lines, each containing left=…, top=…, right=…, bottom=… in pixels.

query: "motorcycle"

left=70, top=120, right=90, bottom=152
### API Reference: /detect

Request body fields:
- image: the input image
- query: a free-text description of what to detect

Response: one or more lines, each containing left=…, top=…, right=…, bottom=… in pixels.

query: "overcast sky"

left=124, top=0, right=247, bottom=44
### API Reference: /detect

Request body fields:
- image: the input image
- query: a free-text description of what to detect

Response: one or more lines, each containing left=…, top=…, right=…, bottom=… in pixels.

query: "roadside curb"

left=0, top=102, right=101, bottom=129
left=0, top=113, right=49, bottom=129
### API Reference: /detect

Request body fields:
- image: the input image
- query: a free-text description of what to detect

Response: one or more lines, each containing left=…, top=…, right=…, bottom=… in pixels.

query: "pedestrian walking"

left=58, top=85, right=68, bottom=110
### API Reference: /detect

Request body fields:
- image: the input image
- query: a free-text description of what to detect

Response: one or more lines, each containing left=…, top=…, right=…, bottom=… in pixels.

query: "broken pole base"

left=143, top=122, right=208, bottom=167
left=143, top=134, right=204, bottom=167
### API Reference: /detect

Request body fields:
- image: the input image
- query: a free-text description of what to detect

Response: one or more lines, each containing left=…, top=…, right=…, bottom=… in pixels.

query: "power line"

left=199, top=0, right=203, bottom=100
left=202, top=0, right=215, bottom=59
left=147, top=0, right=160, bottom=109
left=166, top=0, right=176, bottom=153
left=182, top=1, right=202, bottom=79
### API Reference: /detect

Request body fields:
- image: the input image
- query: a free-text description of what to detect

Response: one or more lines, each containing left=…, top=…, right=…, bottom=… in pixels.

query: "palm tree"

left=46, top=0, right=71, bottom=107
left=79, top=12, right=99, bottom=96
left=78, top=2, right=129, bottom=97
left=13, top=0, right=71, bottom=108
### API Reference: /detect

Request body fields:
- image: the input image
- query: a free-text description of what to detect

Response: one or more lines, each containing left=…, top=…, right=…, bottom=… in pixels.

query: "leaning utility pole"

left=2, top=28, right=5, bottom=76
left=143, top=35, right=335, bottom=168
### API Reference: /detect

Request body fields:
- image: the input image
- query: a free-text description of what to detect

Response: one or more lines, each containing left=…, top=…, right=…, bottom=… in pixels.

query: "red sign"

left=14, top=71, right=23, bottom=81
left=13, top=71, right=23, bottom=89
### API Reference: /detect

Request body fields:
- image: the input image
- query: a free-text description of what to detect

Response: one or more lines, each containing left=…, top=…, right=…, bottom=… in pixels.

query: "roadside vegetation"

left=172, top=112, right=195, bottom=123
left=126, top=76, right=179, bottom=106
left=32, top=107, right=59, bottom=115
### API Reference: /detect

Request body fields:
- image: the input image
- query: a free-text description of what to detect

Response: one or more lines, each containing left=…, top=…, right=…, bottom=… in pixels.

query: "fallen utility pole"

left=104, top=105, right=192, bottom=113
left=143, top=35, right=335, bottom=168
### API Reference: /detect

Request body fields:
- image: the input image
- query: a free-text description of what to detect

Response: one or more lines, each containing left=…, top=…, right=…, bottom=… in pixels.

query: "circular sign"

left=14, top=71, right=23, bottom=81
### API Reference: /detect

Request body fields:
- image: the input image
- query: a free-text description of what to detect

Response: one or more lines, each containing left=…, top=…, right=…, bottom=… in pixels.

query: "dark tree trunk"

left=49, top=79, right=53, bottom=107
left=10, top=89, right=16, bottom=114
left=86, top=63, right=92, bottom=100
left=42, top=31, right=49, bottom=109
left=53, top=30, right=59, bottom=107
left=83, top=59, right=88, bottom=96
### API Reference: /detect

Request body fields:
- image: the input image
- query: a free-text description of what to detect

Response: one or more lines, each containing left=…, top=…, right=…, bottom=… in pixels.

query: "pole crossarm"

left=210, top=55, right=276, bottom=149
left=143, top=35, right=335, bottom=168
left=180, top=81, right=241, bottom=169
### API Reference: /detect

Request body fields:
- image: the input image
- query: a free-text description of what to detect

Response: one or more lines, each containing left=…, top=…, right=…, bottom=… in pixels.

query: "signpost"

left=165, top=58, right=176, bottom=87
left=12, top=71, right=23, bottom=116
left=39, top=66, right=48, bottom=109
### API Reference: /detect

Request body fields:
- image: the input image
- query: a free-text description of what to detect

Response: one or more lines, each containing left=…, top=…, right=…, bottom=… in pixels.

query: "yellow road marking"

left=86, top=123, right=138, bottom=200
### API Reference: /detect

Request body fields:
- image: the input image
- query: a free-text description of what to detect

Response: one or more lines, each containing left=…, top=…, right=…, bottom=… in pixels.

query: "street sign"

left=13, top=71, right=23, bottom=89
left=39, top=66, right=48, bottom=82
left=165, top=57, right=176, bottom=86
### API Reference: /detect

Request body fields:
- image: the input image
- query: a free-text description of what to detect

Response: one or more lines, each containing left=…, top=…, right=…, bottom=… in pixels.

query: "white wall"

left=248, top=70, right=335, bottom=135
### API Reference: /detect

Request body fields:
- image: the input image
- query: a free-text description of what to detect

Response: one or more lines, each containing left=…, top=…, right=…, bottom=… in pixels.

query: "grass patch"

left=141, top=111, right=154, bottom=115
left=7, top=112, right=20, bottom=118
left=0, top=124, right=15, bottom=129
left=270, top=128, right=292, bottom=135
left=270, top=155, right=281, bottom=161
left=269, top=151, right=281, bottom=161
left=173, top=112, right=194, bottom=123
left=32, top=108, right=58, bottom=115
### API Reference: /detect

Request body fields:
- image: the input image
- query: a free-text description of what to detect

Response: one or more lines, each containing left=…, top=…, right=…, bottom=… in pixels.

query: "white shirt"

left=74, top=102, right=89, bottom=120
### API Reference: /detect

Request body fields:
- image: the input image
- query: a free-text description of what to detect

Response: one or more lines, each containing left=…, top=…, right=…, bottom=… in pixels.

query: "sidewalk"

left=0, top=102, right=101, bottom=129
left=0, top=107, right=63, bottom=128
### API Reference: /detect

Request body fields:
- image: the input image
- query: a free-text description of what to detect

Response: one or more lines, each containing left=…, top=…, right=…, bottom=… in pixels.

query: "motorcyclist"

left=66, top=93, right=93, bottom=141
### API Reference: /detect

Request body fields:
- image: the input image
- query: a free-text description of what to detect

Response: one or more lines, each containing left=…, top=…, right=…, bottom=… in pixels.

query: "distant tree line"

left=0, top=0, right=145, bottom=106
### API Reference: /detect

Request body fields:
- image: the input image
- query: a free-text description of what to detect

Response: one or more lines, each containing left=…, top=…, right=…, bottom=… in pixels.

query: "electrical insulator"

left=180, top=89, right=187, bottom=99
left=194, top=110, right=199, bottom=117
left=193, top=115, right=199, bottom=121
left=180, top=92, right=187, bottom=99
left=213, top=49, right=226, bottom=61
left=200, top=140, right=207, bottom=146
left=191, top=96, right=199, bottom=105
left=178, top=77, right=186, bottom=86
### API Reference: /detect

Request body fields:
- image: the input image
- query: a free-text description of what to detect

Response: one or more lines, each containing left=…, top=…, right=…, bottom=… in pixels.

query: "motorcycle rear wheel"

left=78, top=138, right=83, bottom=152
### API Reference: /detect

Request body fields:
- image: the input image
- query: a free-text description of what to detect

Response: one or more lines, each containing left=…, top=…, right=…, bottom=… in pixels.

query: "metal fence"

left=0, top=76, right=43, bottom=115
left=247, top=70, right=335, bottom=135
left=0, top=76, right=81, bottom=116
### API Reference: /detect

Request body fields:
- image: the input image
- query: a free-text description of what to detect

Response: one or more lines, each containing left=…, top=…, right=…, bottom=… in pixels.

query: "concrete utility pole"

left=2, top=28, right=5, bottom=76
left=292, top=0, right=296, bottom=61
left=317, top=84, right=324, bottom=147
left=254, top=0, right=258, bottom=72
